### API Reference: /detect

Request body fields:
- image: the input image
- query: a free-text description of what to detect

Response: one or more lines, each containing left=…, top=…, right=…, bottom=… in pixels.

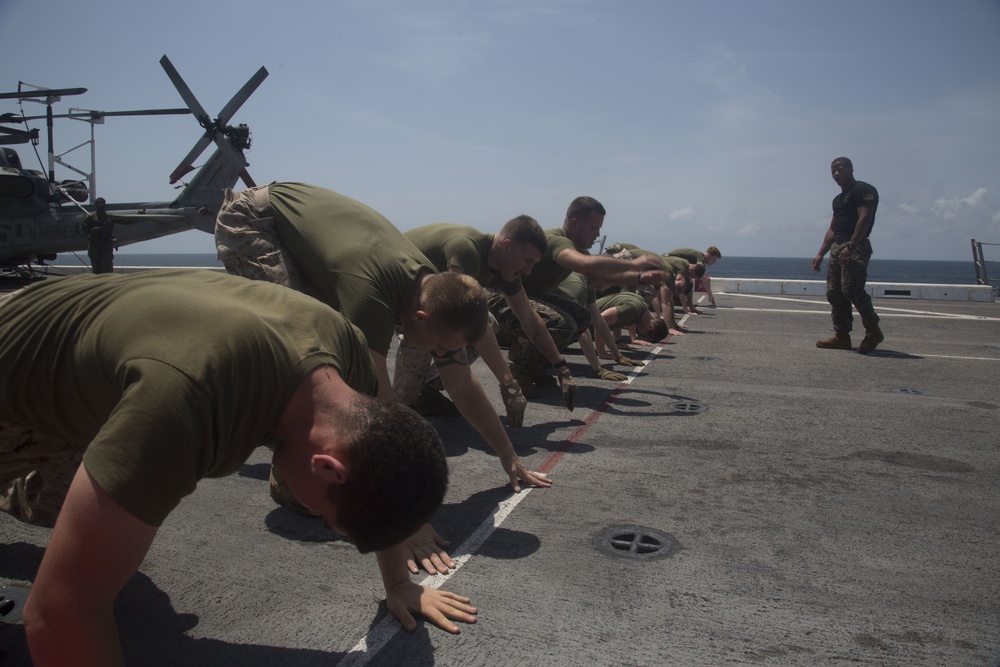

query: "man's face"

left=704, top=254, right=718, bottom=267
left=637, top=310, right=653, bottom=336
left=498, top=241, right=542, bottom=282
left=674, top=275, right=687, bottom=292
left=567, top=211, right=604, bottom=250
left=831, top=160, right=854, bottom=188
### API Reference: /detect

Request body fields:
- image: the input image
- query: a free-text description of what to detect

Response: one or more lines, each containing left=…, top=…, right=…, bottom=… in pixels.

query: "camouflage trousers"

left=88, top=240, right=115, bottom=274
left=0, top=290, right=78, bottom=527
left=826, top=240, right=880, bottom=333
left=0, top=419, right=85, bottom=528
left=392, top=315, right=494, bottom=406
left=215, top=184, right=309, bottom=292
left=489, top=291, right=592, bottom=374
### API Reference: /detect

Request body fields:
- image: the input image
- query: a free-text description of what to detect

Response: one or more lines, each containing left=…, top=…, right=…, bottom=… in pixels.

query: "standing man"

left=81, top=197, right=115, bottom=274
left=811, top=157, right=884, bottom=354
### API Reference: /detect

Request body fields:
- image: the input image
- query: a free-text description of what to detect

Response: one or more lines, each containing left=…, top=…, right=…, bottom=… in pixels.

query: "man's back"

left=268, top=183, right=435, bottom=355
left=0, top=269, right=378, bottom=525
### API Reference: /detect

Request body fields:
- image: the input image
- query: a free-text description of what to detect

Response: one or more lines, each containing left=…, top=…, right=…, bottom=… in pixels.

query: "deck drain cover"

left=0, top=585, right=30, bottom=625
left=669, top=401, right=708, bottom=414
left=593, top=525, right=680, bottom=561
left=892, top=388, right=936, bottom=397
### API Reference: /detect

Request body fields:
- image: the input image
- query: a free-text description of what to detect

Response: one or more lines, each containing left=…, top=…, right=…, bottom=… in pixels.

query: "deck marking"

left=721, top=293, right=1000, bottom=321
left=339, top=329, right=676, bottom=664
left=723, top=306, right=1000, bottom=321
left=910, top=353, right=1000, bottom=362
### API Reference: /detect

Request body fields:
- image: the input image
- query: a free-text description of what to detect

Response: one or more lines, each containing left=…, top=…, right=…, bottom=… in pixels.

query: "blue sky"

left=2, top=0, right=998, bottom=260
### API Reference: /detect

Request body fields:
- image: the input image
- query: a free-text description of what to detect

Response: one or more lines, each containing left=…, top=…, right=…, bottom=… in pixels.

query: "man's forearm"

left=439, top=368, right=517, bottom=460
left=473, top=329, right=513, bottom=385
left=376, top=544, right=411, bottom=592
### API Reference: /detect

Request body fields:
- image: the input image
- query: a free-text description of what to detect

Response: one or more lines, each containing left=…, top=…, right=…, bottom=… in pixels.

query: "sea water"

left=111, top=253, right=981, bottom=286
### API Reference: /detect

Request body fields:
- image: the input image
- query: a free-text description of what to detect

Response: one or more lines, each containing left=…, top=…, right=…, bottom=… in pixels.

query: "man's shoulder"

left=850, top=180, right=878, bottom=204
left=407, top=222, right=485, bottom=238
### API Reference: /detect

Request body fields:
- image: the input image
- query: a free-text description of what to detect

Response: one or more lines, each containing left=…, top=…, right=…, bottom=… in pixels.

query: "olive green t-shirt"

left=269, top=183, right=436, bottom=356
left=661, top=254, right=690, bottom=278
left=404, top=223, right=522, bottom=295
left=521, top=228, right=579, bottom=299
left=596, top=292, right=648, bottom=327
left=549, top=271, right=596, bottom=307
left=0, top=270, right=377, bottom=526
left=666, top=248, right=705, bottom=266
left=618, top=243, right=673, bottom=276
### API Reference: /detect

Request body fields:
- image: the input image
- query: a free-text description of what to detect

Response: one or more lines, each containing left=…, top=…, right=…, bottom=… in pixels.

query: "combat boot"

left=857, top=325, right=884, bottom=354
left=816, top=331, right=852, bottom=350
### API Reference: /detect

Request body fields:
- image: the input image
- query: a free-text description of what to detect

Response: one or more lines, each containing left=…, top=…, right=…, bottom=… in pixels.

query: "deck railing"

left=971, top=239, right=1000, bottom=297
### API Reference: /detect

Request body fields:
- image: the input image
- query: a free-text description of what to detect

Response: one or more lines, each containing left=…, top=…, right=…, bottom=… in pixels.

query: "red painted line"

left=534, top=333, right=677, bottom=476
left=535, top=382, right=630, bottom=475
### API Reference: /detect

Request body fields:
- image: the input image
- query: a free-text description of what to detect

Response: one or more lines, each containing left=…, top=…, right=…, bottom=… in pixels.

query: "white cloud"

left=932, top=188, right=990, bottom=220
left=670, top=207, right=696, bottom=221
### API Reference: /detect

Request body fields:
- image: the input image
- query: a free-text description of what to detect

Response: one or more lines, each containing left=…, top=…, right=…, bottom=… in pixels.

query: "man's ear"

left=310, top=454, right=348, bottom=485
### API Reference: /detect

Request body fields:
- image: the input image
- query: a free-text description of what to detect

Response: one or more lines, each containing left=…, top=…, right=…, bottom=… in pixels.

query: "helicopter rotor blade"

left=0, top=87, right=87, bottom=100
left=74, top=108, right=191, bottom=118
left=160, top=55, right=218, bottom=183
left=160, top=55, right=264, bottom=185
left=10, top=109, right=191, bottom=122
left=169, top=135, right=215, bottom=183
left=215, top=66, right=268, bottom=126
left=158, top=55, right=212, bottom=121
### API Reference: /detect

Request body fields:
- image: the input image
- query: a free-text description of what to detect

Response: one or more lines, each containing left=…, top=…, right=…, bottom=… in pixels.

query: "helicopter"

left=0, top=54, right=268, bottom=276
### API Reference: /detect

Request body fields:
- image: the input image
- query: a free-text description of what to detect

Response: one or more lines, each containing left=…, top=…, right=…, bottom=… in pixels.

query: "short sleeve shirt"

left=522, top=228, right=579, bottom=298
left=619, top=243, right=673, bottom=276
left=549, top=271, right=596, bottom=306
left=666, top=248, right=705, bottom=266
left=596, top=292, right=648, bottom=327
left=832, top=180, right=878, bottom=238
left=404, top=223, right=522, bottom=295
left=269, top=183, right=436, bottom=356
left=0, top=270, right=377, bottom=526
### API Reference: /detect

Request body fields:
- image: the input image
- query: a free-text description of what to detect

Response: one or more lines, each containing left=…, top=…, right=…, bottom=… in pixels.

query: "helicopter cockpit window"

left=0, top=170, right=36, bottom=198
left=2, top=148, right=23, bottom=170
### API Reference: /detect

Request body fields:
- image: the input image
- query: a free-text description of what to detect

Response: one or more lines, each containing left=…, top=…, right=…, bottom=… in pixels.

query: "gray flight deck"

left=2, top=281, right=999, bottom=666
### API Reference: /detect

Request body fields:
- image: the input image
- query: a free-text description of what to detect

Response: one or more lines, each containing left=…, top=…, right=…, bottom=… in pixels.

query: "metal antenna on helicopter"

left=0, top=85, right=88, bottom=182
left=159, top=55, right=268, bottom=188
left=2, top=86, right=191, bottom=202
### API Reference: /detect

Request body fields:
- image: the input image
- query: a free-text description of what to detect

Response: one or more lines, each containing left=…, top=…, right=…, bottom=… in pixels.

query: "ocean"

left=111, top=253, right=983, bottom=286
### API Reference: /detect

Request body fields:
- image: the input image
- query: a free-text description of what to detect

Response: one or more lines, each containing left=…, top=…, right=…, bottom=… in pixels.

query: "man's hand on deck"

left=594, top=367, right=628, bottom=382
left=401, top=523, right=454, bottom=575
left=385, top=579, right=478, bottom=634
left=499, top=379, right=527, bottom=428
left=615, top=354, right=645, bottom=367
left=501, top=454, right=552, bottom=492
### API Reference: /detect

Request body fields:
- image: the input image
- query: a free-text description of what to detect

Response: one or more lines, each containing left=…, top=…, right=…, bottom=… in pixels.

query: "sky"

left=2, top=0, right=999, bottom=261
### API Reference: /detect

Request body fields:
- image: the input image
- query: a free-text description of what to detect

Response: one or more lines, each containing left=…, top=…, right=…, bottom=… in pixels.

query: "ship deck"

left=2, top=282, right=999, bottom=666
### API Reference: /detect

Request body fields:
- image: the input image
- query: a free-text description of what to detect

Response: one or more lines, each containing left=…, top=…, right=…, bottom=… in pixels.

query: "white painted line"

left=719, top=292, right=1000, bottom=320
left=340, top=343, right=666, bottom=665
left=909, top=354, right=1000, bottom=362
